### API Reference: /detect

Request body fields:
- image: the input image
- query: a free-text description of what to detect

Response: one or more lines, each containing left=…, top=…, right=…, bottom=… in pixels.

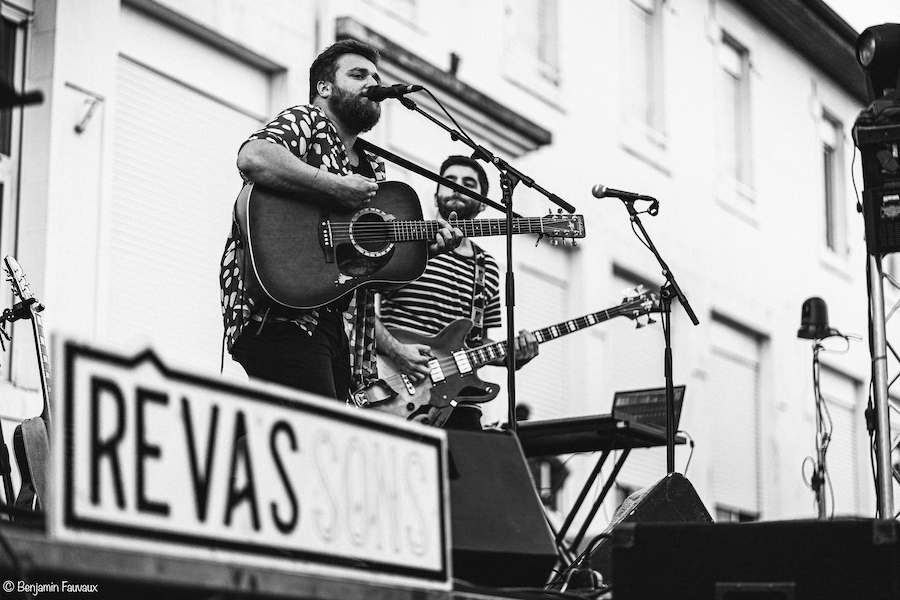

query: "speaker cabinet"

left=447, top=429, right=557, bottom=588
left=612, top=518, right=900, bottom=600
left=863, top=187, right=900, bottom=254
left=588, top=472, right=712, bottom=583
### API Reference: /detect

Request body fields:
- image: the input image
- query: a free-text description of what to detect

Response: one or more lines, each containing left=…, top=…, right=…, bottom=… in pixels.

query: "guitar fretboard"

left=392, top=218, right=565, bottom=241
left=462, top=304, right=637, bottom=369
left=33, top=313, right=52, bottom=397
left=326, top=213, right=584, bottom=247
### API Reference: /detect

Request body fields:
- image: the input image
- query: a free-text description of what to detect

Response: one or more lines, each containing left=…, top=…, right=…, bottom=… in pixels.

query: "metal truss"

left=869, top=255, right=897, bottom=518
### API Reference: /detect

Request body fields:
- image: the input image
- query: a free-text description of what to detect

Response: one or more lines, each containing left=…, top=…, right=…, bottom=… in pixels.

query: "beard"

left=328, top=84, right=381, bottom=133
left=437, top=194, right=483, bottom=220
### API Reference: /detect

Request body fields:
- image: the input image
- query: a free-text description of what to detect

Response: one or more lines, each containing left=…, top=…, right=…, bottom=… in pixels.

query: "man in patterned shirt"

left=376, top=155, right=539, bottom=429
left=220, top=39, right=461, bottom=402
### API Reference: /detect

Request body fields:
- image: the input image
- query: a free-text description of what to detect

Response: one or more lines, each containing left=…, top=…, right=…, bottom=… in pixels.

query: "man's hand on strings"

left=388, top=343, right=434, bottom=382
left=428, top=211, right=463, bottom=257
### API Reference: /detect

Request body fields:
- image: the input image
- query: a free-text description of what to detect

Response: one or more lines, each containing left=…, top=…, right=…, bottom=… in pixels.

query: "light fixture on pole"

left=797, top=297, right=847, bottom=519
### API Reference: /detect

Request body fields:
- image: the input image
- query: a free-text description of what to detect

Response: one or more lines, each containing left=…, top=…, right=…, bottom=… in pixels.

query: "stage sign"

left=49, top=339, right=450, bottom=590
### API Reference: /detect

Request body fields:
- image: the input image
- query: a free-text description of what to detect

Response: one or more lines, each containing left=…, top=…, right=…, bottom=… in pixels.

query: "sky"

left=824, top=0, right=900, bottom=33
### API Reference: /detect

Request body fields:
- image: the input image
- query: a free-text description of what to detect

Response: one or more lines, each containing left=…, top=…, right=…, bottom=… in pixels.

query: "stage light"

left=797, top=297, right=836, bottom=340
left=856, top=24, right=900, bottom=101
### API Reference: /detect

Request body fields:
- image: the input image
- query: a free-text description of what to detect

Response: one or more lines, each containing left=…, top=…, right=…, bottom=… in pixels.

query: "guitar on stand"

left=2, top=256, right=52, bottom=515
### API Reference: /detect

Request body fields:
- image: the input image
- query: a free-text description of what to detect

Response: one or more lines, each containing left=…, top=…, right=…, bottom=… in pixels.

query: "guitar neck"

left=394, top=218, right=557, bottom=241
left=28, top=309, right=52, bottom=422
left=464, top=305, right=628, bottom=368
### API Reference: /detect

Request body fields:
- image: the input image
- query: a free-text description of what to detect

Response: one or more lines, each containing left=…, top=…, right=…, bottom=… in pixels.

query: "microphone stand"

left=499, top=171, right=520, bottom=429
left=395, top=96, right=576, bottom=432
left=621, top=199, right=699, bottom=473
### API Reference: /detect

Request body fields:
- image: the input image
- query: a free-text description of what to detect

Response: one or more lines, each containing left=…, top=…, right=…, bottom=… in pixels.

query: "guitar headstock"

left=539, top=213, right=586, bottom=239
left=4, top=256, right=43, bottom=312
left=620, top=286, right=661, bottom=326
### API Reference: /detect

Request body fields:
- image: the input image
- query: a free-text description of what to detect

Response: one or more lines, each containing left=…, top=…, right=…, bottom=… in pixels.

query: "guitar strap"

left=348, top=288, right=379, bottom=389
left=467, top=246, right=488, bottom=346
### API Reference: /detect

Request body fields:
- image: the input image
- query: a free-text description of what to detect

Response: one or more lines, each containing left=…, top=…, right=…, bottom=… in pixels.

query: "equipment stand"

left=621, top=200, right=699, bottom=473
left=809, top=340, right=829, bottom=519
left=499, top=171, right=520, bottom=430
left=867, top=254, right=895, bottom=518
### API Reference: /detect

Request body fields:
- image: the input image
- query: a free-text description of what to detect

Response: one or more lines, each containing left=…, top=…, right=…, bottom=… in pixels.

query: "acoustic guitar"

left=235, top=181, right=585, bottom=309
left=352, top=289, right=660, bottom=426
left=4, top=256, right=52, bottom=513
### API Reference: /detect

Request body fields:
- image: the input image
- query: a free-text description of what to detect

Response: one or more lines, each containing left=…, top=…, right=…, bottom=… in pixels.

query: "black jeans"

left=232, top=310, right=350, bottom=402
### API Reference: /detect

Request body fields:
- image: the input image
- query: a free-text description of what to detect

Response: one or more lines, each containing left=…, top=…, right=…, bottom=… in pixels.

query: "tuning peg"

left=635, top=320, right=645, bottom=329
left=551, top=239, right=559, bottom=246
left=647, top=317, right=657, bottom=325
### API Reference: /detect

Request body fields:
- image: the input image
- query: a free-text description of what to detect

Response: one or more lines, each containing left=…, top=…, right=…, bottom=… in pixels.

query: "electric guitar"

left=235, top=181, right=585, bottom=309
left=5, top=256, right=52, bottom=513
left=352, top=289, right=660, bottom=425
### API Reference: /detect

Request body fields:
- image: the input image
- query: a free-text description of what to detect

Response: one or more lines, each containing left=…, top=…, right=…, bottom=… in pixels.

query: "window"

left=504, top=0, right=560, bottom=86
left=0, top=7, right=27, bottom=268
left=626, top=0, right=664, bottom=134
left=1, top=16, right=18, bottom=156
left=709, top=317, right=763, bottom=516
left=715, top=505, right=758, bottom=522
left=818, top=366, right=863, bottom=515
left=719, top=36, right=752, bottom=191
left=822, top=113, right=847, bottom=254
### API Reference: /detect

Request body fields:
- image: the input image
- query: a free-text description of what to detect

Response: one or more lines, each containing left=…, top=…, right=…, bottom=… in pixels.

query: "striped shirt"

left=378, top=244, right=502, bottom=345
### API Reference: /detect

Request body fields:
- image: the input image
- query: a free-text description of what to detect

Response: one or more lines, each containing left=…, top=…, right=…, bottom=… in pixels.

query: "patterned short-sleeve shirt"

left=219, top=104, right=385, bottom=354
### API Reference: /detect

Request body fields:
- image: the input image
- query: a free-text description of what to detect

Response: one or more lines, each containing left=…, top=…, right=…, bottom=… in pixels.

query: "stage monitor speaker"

left=611, top=518, right=900, bottom=600
left=587, top=472, right=713, bottom=583
left=447, top=429, right=557, bottom=588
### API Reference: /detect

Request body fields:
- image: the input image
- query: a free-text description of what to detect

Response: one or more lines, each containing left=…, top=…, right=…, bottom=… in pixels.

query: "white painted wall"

left=6, top=0, right=887, bottom=530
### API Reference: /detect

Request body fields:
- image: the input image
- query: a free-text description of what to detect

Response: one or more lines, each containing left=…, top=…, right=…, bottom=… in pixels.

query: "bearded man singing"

left=219, top=39, right=462, bottom=401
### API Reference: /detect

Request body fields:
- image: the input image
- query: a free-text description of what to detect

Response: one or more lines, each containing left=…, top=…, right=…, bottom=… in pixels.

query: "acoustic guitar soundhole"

left=351, top=212, right=392, bottom=254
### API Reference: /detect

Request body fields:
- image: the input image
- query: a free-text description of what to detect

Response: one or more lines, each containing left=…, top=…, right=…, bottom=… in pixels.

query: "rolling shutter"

left=100, top=48, right=265, bottom=375
left=708, top=320, right=760, bottom=513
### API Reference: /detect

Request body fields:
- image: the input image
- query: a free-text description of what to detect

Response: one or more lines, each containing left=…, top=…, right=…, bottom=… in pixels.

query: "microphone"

left=592, top=183, right=659, bottom=215
left=364, top=84, right=424, bottom=102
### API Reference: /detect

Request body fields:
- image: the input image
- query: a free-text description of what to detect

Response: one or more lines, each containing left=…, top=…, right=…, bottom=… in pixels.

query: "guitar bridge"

left=319, top=218, right=335, bottom=263
left=399, top=374, right=416, bottom=395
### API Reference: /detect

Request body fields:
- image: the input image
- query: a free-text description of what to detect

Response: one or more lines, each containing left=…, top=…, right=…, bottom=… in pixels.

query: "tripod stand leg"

left=569, top=448, right=631, bottom=552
